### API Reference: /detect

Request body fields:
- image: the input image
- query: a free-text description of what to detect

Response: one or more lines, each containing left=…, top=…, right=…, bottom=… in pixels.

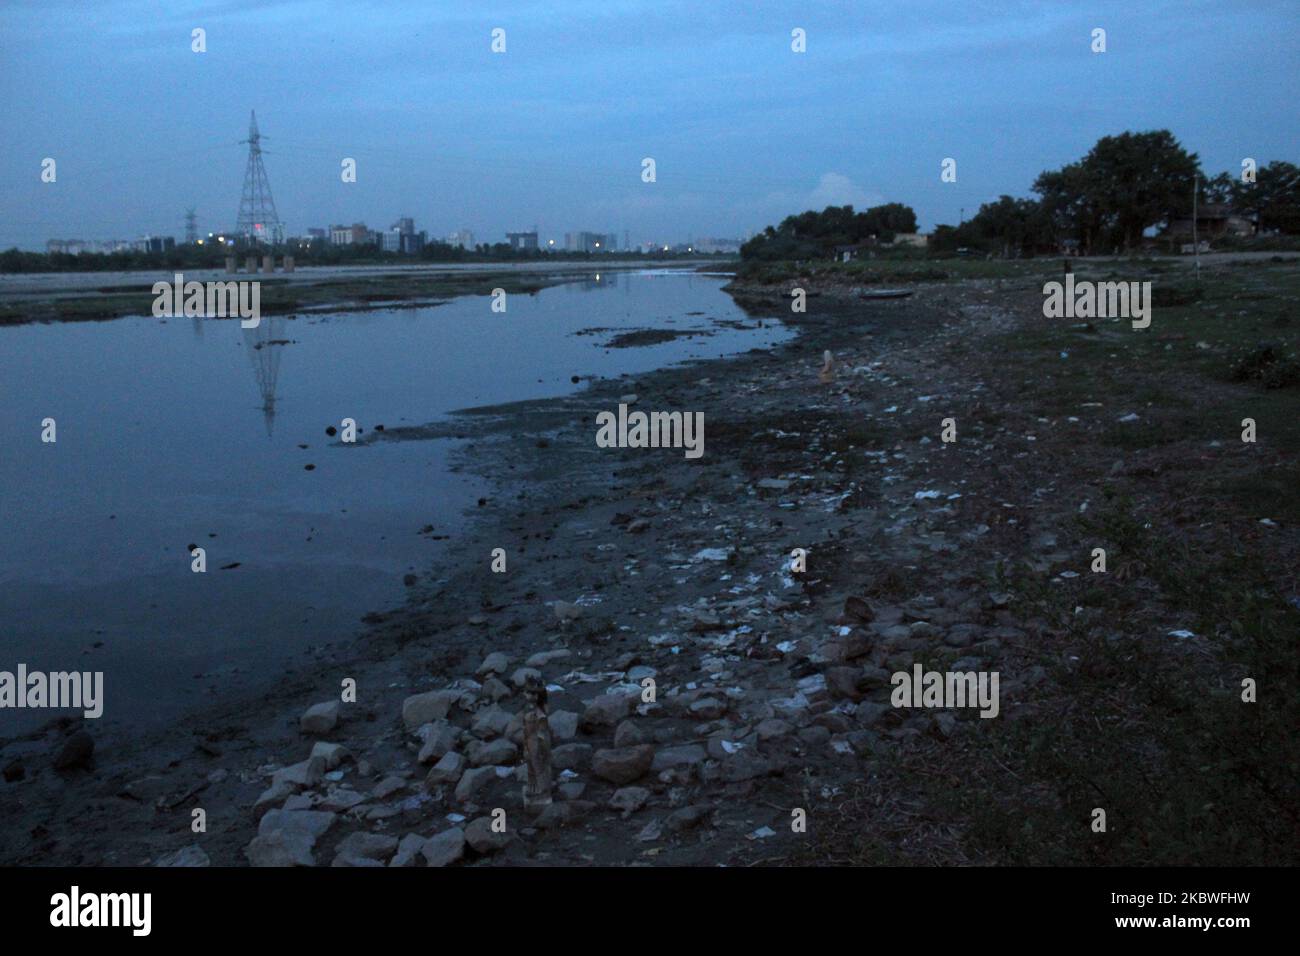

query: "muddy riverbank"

left=3, top=259, right=1294, bottom=867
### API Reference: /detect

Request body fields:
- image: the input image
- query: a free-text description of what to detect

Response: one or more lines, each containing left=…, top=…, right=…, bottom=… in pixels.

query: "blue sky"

left=1, top=0, right=1296, bottom=249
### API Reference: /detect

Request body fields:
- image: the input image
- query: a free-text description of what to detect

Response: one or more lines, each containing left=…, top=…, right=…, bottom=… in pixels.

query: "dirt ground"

left=2, top=257, right=1296, bottom=867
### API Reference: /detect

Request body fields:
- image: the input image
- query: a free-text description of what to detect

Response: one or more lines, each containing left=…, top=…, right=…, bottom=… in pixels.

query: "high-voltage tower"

left=234, top=111, right=283, bottom=246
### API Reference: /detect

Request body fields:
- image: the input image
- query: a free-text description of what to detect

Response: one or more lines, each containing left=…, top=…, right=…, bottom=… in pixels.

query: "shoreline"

left=3, top=259, right=1294, bottom=867
left=0, top=260, right=721, bottom=326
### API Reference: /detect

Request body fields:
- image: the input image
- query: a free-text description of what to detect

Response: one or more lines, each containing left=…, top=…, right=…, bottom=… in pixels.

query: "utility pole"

left=1192, top=173, right=1200, bottom=280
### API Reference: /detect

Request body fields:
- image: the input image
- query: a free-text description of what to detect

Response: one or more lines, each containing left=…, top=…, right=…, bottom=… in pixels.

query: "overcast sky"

left=1, top=0, right=1296, bottom=249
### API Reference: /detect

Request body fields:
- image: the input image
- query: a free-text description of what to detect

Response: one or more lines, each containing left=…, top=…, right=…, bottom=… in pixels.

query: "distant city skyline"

left=2, top=0, right=1297, bottom=251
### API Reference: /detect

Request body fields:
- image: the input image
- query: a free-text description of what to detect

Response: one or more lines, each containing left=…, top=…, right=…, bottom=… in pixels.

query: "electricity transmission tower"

left=235, top=111, right=284, bottom=246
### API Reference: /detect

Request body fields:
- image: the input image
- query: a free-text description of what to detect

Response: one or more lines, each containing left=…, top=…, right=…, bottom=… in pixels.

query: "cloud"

left=807, top=172, right=883, bottom=210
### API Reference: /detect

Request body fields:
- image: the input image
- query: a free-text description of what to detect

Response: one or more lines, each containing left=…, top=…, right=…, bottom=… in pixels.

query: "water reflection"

left=242, top=315, right=286, bottom=436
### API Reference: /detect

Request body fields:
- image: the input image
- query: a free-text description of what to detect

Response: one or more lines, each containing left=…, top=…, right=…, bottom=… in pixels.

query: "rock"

left=389, top=833, right=427, bottom=867
left=259, top=809, right=336, bottom=841
left=469, top=738, right=518, bottom=767
left=53, top=731, right=93, bottom=770
left=271, top=755, right=326, bottom=790
left=825, top=667, right=866, bottom=701
left=609, top=786, right=650, bottom=817
left=2, top=759, right=24, bottom=783
left=331, top=852, right=384, bottom=867
left=425, top=751, right=466, bottom=789
left=837, top=630, right=873, bottom=660
left=371, top=776, right=406, bottom=800
left=476, top=652, right=510, bottom=677
left=245, top=831, right=311, bottom=867
left=317, top=788, right=367, bottom=812
left=504, top=711, right=526, bottom=745
left=535, top=800, right=593, bottom=829
left=121, top=775, right=169, bottom=803
left=248, top=810, right=336, bottom=867
left=755, top=718, right=791, bottom=740
left=402, top=690, right=459, bottom=731
left=453, top=766, right=496, bottom=803
left=300, top=701, right=339, bottom=735
left=510, top=667, right=542, bottom=690
left=548, top=710, right=579, bottom=740
left=854, top=701, right=889, bottom=726
left=580, top=692, right=637, bottom=730
left=717, top=751, right=778, bottom=783
left=481, top=676, right=512, bottom=702
left=465, top=816, right=513, bottom=854
left=944, top=624, right=983, bottom=647
left=253, top=781, right=295, bottom=818
left=421, top=828, right=466, bottom=867
left=335, top=831, right=398, bottom=862
left=688, top=697, right=727, bottom=720
left=650, top=744, right=707, bottom=772
left=556, top=781, right=587, bottom=801
left=552, top=743, right=592, bottom=771
left=664, top=805, right=711, bottom=833
left=154, top=846, right=210, bottom=867
left=552, top=600, right=582, bottom=623
left=591, top=745, right=654, bottom=785
left=613, top=719, right=647, bottom=747
left=310, top=741, right=350, bottom=770
left=471, top=706, right=512, bottom=739
left=417, top=720, right=462, bottom=764
left=798, top=726, right=832, bottom=747
left=525, top=649, right=571, bottom=669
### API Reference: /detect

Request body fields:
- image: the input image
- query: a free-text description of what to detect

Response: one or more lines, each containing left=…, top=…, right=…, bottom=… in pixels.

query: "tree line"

left=742, top=131, right=1299, bottom=261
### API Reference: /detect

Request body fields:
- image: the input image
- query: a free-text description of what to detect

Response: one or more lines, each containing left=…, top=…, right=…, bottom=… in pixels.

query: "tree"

left=1232, top=161, right=1300, bottom=234
left=1033, top=162, right=1106, bottom=255
left=1079, top=131, right=1200, bottom=249
left=1034, top=131, right=1200, bottom=251
left=740, top=202, right=919, bottom=260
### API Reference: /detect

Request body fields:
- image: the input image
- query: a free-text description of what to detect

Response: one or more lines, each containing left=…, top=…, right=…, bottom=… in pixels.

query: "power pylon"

left=235, top=111, right=284, bottom=246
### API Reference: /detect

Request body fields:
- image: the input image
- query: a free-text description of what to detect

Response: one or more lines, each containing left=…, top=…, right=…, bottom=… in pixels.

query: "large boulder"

left=421, top=828, right=465, bottom=867
left=591, top=745, right=654, bottom=785
left=402, top=690, right=460, bottom=730
left=300, top=701, right=340, bottom=735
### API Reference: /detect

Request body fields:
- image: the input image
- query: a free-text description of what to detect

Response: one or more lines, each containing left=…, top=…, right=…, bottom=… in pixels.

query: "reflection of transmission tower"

left=184, top=208, right=198, bottom=245
left=235, top=111, right=284, bottom=246
left=243, top=316, right=285, bottom=437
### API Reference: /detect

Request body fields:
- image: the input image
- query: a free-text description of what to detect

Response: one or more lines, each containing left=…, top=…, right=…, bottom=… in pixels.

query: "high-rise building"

left=447, top=229, right=475, bottom=250
left=506, top=231, right=539, bottom=250
left=564, top=231, right=607, bottom=253
left=329, top=223, right=371, bottom=245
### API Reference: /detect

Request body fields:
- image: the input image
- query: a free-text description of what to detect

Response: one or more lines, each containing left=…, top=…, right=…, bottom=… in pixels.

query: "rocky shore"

left=4, top=261, right=1294, bottom=867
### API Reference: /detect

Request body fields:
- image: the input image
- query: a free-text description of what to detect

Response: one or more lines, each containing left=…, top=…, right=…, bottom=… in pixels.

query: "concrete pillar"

left=245, top=255, right=258, bottom=274
left=282, top=255, right=295, bottom=273
left=225, top=256, right=237, bottom=273
left=262, top=254, right=274, bottom=274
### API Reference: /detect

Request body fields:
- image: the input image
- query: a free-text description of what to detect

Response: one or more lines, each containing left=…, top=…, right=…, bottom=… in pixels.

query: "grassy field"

left=774, top=256, right=1300, bottom=865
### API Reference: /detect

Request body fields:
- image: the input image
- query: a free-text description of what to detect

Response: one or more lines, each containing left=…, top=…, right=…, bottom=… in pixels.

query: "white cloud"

left=807, top=172, right=882, bottom=210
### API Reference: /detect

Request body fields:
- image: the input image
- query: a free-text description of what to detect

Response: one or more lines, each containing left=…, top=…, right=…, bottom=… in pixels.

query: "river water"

left=0, top=269, right=788, bottom=733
